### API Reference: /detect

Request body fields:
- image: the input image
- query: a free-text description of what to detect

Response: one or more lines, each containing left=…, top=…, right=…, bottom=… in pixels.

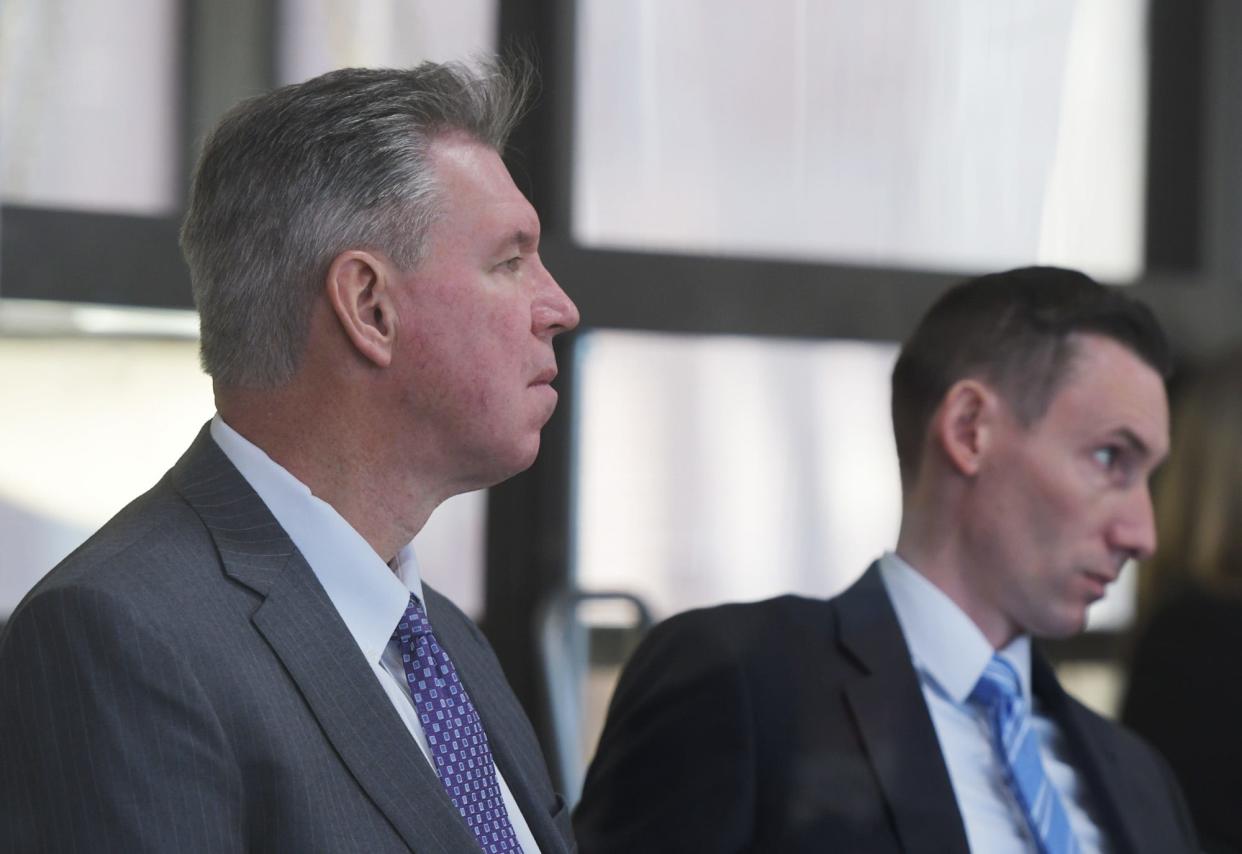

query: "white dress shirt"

left=211, top=415, right=541, bottom=853
left=878, top=552, right=1110, bottom=854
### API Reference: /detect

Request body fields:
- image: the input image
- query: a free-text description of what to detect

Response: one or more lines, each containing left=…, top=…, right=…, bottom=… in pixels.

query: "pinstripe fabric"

left=0, top=425, right=574, bottom=853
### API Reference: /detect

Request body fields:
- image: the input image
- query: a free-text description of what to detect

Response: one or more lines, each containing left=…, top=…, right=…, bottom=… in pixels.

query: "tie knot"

left=394, top=594, right=432, bottom=641
left=968, top=654, right=1022, bottom=712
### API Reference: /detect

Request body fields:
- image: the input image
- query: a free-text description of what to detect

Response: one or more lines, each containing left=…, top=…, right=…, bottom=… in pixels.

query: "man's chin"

left=490, top=436, right=543, bottom=484
left=1043, top=609, right=1090, bottom=640
left=1024, top=603, right=1090, bottom=641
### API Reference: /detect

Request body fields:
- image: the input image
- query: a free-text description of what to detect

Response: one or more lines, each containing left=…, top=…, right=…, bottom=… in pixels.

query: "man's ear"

left=933, top=379, right=1000, bottom=477
left=325, top=250, right=396, bottom=368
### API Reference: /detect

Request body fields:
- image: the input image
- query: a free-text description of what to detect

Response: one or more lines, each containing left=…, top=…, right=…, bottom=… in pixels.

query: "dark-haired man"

left=575, top=267, right=1197, bottom=853
left=0, top=62, right=578, bottom=852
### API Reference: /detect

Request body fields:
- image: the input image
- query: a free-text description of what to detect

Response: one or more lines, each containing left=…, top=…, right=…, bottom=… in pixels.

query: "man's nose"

left=533, top=263, right=580, bottom=337
left=1113, top=484, right=1158, bottom=562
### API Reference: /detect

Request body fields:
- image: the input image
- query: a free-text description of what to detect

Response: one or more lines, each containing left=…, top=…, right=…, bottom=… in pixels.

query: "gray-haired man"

left=0, top=62, right=578, bottom=853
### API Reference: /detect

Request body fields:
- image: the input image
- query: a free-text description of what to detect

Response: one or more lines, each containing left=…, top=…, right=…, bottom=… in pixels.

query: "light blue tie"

left=969, top=655, right=1079, bottom=854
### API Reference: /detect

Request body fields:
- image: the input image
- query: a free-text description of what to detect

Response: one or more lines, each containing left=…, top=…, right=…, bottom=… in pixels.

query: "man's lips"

left=530, top=367, right=558, bottom=386
left=1082, top=570, right=1116, bottom=598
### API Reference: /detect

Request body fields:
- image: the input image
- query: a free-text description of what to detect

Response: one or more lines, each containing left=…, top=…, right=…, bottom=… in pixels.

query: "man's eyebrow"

left=1111, top=427, right=1153, bottom=457
left=492, top=229, right=538, bottom=256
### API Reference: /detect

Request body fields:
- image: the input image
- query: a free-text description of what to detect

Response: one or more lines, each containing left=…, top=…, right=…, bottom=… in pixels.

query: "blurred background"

left=3, top=0, right=1240, bottom=809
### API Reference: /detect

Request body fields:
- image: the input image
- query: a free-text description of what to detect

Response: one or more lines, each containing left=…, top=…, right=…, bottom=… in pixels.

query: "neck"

left=217, top=385, right=445, bottom=563
left=896, top=493, right=1019, bottom=650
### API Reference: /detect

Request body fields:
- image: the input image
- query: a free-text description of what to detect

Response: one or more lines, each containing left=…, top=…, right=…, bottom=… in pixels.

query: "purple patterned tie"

left=394, top=595, right=523, bottom=853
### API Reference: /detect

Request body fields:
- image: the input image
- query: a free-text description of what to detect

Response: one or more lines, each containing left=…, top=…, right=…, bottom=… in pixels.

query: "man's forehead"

left=419, top=133, right=541, bottom=255
left=427, top=128, right=490, bottom=162
left=1044, top=333, right=1170, bottom=451
left=1057, top=333, right=1166, bottom=394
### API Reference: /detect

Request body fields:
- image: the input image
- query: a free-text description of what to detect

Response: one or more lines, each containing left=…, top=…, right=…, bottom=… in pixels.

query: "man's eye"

left=1092, top=446, right=1119, bottom=468
left=500, top=256, right=522, bottom=272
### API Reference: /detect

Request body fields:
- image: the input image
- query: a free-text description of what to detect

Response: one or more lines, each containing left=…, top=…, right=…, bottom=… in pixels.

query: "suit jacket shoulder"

left=0, top=426, right=573, bottom=853
left=576, top=566, right=1199, bottom=854
left=575, top=572, right=970, bottom=854
left=1032, top=652, right=1199, bottom=853
left=574, top=595, right=824, bottom=853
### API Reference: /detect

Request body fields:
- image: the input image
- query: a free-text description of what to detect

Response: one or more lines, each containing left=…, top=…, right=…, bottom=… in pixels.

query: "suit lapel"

left=425, top=588, right=569, bottom=854
left=836, top=565, right=972, bottom=854
left=1031, top=652, right=1142, bottom=853
left=172, top=427, right=480, bottom=854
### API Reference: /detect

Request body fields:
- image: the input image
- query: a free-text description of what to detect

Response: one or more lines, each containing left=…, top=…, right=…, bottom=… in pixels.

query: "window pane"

left=0, top=339, right=211, bottom=617
left=0, top=0, right=180, bottom=214
left=278, top=0, right=498, bottom=83
left=0, top=336, right=487, bottom=620
left=571, top=329, right=1136, bottom=630
left=572, top=331, right=903, bottom=615
left=574, top=0, right=1148, bottom=280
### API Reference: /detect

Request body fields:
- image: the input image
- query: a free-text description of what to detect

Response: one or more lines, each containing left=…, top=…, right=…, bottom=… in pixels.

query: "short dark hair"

left=891, top=266, right=1172, bottom=488
left=181, top=59, right=532, bottom=389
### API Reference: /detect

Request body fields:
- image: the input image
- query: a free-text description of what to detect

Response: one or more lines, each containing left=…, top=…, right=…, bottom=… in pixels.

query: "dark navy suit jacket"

left=574, top=565, right=1197, bottom=853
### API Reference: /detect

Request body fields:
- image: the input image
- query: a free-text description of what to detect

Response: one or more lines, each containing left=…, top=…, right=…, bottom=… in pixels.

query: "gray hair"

left=180, top=59, right=532, bottom=388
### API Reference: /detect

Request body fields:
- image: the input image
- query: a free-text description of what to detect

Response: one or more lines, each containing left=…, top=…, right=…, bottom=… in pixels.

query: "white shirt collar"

left=878, top=551, right=1032, bottom=703
left=209, top=414, right=423, bottom=665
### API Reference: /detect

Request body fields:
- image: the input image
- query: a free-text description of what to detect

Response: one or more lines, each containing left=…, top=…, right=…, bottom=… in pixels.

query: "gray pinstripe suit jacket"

left=0, top=426, right=575, bottom=853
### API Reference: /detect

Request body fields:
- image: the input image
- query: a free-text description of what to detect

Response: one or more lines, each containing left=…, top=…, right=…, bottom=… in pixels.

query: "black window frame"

left=486, top=0, right=1242, bottom=763
left=3, top=0, right=1239, bottom=768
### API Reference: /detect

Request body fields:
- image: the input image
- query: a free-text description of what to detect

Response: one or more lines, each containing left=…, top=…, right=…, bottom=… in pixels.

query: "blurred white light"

left=575, top=0, right=1147, bottom=281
